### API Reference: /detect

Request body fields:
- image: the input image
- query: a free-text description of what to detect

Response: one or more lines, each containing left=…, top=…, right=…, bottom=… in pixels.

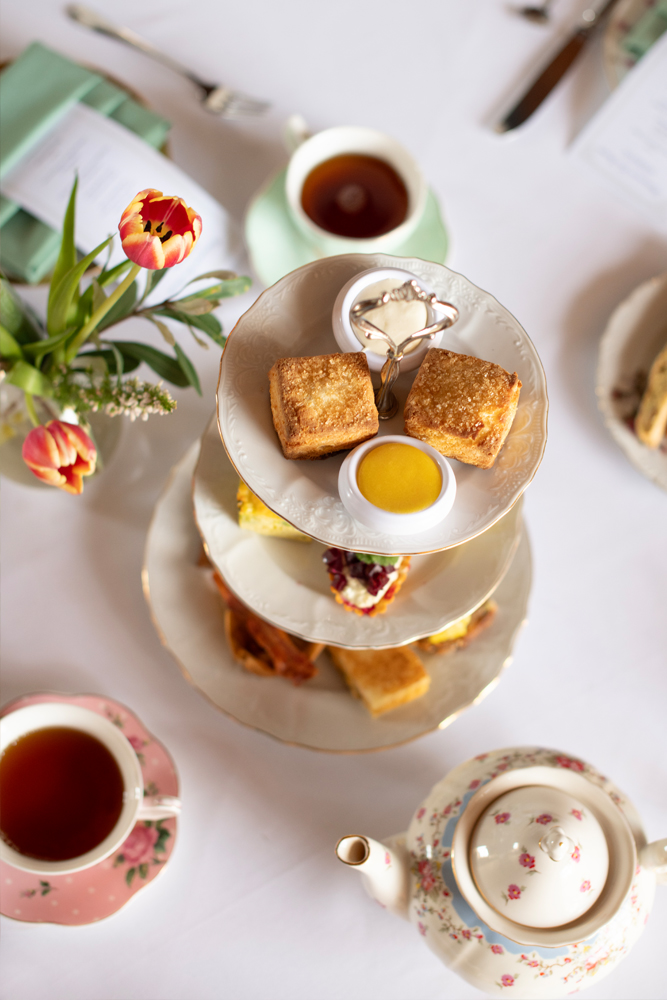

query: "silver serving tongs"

left=351, top=280, right=459, bottom=419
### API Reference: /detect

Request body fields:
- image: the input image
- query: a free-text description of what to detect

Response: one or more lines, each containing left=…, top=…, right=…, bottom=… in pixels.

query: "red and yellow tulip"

left=119, top=189, right=202, bottom=270
left=22, top=420, right=97, bottom=495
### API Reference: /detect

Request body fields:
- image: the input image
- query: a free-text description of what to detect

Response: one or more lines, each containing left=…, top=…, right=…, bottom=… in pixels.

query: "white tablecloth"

left=1, top=1, right=666, bottom=998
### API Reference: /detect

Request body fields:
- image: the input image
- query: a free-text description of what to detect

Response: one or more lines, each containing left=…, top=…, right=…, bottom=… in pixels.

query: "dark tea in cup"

left=301, top=154, right=409, bottom=239
left=0, top=726, right=124, bottom=862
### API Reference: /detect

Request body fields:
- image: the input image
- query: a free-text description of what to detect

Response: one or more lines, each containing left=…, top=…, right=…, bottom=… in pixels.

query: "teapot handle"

left=638, top=839, right=667, bottom=885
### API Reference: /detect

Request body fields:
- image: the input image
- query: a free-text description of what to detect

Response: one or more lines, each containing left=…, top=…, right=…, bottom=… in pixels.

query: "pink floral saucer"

left=0, top=692, right=179, bottom=926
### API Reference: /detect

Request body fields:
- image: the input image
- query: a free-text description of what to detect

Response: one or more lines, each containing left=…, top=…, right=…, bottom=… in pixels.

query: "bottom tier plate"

left=144, top=443, right=532, bottom=753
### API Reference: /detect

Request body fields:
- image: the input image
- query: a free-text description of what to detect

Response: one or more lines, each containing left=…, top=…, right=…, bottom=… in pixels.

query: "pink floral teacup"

left=0, top=702, right=180, bottom=876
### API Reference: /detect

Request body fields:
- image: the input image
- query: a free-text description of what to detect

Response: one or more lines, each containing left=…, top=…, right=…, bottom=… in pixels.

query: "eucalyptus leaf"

left=110, top=341, right=190, bottom=387
left=4, top=360, right=53, bottom=396
left=158, top=308, right=222, bottom=338
left=22, top=327, right=73, bottom=361
left=0, top=324, right=24, bottom=361
left=185, top=269, right=238, bottom=284
left=172, top=298, right=216, bottom=316
left=177, top=276, right=250, bottom=301
left=47, top=236, right=113, bottom=336
left=77, top=349, right=141, bottom=375
left=92, top=279, right=107, bottom=313
left=148, top=316, right=175, bottom=346
left=174, top=341, right=202, bottom=395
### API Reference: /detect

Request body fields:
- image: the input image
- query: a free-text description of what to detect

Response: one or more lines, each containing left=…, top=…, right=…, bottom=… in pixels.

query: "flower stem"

left=65, top=263, right=142, bottom=362
left=24, top=393, right=40, bottom=427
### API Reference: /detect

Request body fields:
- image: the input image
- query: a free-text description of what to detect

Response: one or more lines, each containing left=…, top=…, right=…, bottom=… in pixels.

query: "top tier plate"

left=217, top=254, right=547, bottom=556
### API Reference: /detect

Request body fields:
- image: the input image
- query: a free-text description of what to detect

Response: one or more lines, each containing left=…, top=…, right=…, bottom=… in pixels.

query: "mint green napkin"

left=0, top=43, right=100, bottom=180
left=0, top=43, right=171, bottom=283
left=622, top=1, right=667, bottom=60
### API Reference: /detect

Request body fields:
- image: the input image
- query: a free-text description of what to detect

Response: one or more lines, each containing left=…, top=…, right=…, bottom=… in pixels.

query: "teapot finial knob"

left=539, top=825, right=575, bottom=862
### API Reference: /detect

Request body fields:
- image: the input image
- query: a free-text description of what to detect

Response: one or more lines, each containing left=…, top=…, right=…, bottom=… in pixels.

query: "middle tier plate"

left=193, top=417, right=523, bottom=649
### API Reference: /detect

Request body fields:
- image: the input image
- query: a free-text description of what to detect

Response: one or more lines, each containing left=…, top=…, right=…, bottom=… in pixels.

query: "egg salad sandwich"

left=237, top=481, right=311, bottom=541
left=415, top=601, right=497, bottom=654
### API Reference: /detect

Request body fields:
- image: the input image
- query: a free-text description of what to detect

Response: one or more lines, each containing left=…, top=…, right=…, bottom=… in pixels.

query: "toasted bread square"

left=269, top=353, right=378, bottom=460
left=404, top=349, right=521, bottom=469
left=636, top=342, right=667, bottom=448
left=328, top=645, right=430, bottom=716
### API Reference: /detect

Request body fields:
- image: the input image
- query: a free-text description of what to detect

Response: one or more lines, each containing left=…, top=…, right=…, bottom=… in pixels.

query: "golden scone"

left=635, top=342, right=667, bottom=448
left=236, top=481, right=311, bottom=541
left=415, top=600, right=497, bottom=654
left=328, top=644, right=430, bottom=716
left=404, top=348, right=521, bottom=469
left=269, top=352, right=379, bottom=460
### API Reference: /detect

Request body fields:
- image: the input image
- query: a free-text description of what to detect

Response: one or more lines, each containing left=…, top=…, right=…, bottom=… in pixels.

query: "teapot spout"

left=336, top=834, right=410, bottom=920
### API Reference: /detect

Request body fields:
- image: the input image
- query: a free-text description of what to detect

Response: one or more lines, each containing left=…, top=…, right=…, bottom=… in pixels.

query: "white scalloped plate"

left=217, top=255, right=547, bottom=555
left=144, top=442, right=532, bottom=753
left=193, top=416, right=523, bottom=649
left=596, top=272, right=667, bottom=491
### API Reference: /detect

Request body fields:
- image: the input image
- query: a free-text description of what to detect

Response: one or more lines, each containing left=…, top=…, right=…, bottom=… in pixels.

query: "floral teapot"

left=336, top=747, right=667, bottom=997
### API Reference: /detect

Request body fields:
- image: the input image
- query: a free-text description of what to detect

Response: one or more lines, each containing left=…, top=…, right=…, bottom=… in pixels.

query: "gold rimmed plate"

left=143, top=442, right=533, bottom=753
left=193, top=415, right=523, bottom=649
left=217, top=254, right=547, bottom=556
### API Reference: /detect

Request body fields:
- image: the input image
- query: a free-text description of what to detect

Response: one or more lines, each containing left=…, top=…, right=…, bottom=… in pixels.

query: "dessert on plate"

left=404, top=348, right=521, bottom=468
left=415, top=600, right=497, bottom=654
left=323, top=548, right=411, bottom=616
left=635, top=341, right=667, bottom=449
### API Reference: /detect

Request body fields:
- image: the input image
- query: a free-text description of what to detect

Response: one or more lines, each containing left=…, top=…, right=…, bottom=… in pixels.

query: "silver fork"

left=66, top=4, right=270, bottom=118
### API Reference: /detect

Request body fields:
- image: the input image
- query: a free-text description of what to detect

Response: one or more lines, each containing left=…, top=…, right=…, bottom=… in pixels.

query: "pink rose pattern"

left=114, top=821, right=171, bottom=886
left=519, top=851, right=535, bottom=870
left=417, top=859, right=436, bottom=893
left=409, top=748, right=640, bottom=984
left=535, top=813, right=553, bottom=825
left=571, top=845, right=581, bottom=863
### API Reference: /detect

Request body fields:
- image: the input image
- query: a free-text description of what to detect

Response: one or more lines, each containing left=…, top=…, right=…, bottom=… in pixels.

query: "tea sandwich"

left=328, top=644, right=430, bottom=716
left=269, top=352, right=378, bottom=460
left=237, top=481, right=311, bottom=541
left=635, top=341, right=667, bottom=448
left=405, top=348, right=521, bottom=469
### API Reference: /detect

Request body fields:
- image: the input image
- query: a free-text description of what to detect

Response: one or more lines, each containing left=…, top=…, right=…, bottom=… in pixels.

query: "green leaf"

left=158, top=308, right=222, bottom=338
left=5, top=360, right=53, bottom=396
left=0, top=279, right=44, bottom=344
left=91, top=278, right=107, bottom=314
left=48, top=177, right=78, bottom=323
left=126, top=867, right=136, bottom=887
left=178, top=276, right=251, bottom=301
left=98, top=259, right=132, bottom=288
left=0, top=324, right=24, bottom=361
left=76, top=348, right=141, bottom=375
left=186, top=269, right=238, bottom=283
left=95, top=278, right=137, bottom=332
left=148, top=316, right=175, bottom=346
left=354, top=553, right=399, bottom=566
left=111, top=341, right=189, bottom=387
left=46, top=236, right=114, bottom=336
left=113, top=855, right=125, bottom=866
left=138, top=863, right=149, bottom=879
left=141, top=267, right=168, bottom=302
left=174, top=341, right=202, bottom=395
left=171, top=297, right=216, bottom=316
left=21, top=327, right=73, bottom=361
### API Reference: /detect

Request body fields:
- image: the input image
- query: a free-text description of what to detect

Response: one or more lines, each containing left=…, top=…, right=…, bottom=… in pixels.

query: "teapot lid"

left=470, top=785, right=609, bottom=928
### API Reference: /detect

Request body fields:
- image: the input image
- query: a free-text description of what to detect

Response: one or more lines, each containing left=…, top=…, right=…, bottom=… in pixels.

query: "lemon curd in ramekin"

left=338, top=435, right=456, bottom=535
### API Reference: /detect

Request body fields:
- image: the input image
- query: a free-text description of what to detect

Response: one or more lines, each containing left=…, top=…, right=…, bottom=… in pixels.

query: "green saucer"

left=244, top=168, right=449, bottom=287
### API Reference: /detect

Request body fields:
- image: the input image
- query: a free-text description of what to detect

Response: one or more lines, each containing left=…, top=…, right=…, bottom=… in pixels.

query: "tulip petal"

left=122, top=233, right=166, bottom=269
left=22, top=425, right=60, bottom=471
left=119, top=190, right=201, bottom=269
left=21, top=420, right=97, bottom=494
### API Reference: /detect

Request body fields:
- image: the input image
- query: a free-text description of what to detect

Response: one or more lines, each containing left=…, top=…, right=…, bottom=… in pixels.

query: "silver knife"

left=496, top=0, right=621, bottom=133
